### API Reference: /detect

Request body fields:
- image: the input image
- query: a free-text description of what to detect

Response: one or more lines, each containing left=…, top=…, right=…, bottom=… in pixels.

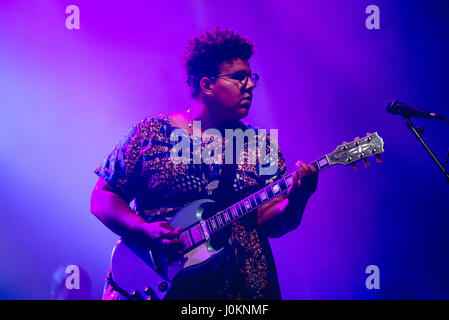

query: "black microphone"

left=386, top=100, right=446, bottom=120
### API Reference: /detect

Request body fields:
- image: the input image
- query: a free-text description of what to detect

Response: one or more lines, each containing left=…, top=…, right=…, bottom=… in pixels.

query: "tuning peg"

left=352, top=163, right=358, bottom=172
left=366, top=132, right=372, bottom=136
left=354, top=136, right=360, bottom=140
left=364, top=159, right=370, bottom=168
left=375, top=155, right=383, bottom=163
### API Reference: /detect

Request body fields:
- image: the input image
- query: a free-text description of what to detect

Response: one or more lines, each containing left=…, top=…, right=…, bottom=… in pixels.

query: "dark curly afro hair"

left=183, top=26, right=255, bottom=97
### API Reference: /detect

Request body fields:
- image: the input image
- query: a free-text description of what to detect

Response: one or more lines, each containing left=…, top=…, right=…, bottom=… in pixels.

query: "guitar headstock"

left=327, top=132, right=384, bottom=168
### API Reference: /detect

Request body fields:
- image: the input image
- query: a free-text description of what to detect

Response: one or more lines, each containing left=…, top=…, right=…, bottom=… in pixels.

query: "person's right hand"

left=140, top=221, right=184, bottom=254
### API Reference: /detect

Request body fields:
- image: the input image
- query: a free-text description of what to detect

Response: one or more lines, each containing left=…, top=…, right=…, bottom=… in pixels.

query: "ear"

left=199, top=77, right=214, bottom=97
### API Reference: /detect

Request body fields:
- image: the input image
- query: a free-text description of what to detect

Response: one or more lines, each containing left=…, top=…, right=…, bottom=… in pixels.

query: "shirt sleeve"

left=94, top=121, right=146, bottom=203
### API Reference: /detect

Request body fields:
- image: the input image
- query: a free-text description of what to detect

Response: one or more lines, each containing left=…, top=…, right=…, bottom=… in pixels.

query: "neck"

left=189, top=98, right=242, bottom=132
left=189, top=99, right=218, bottom=131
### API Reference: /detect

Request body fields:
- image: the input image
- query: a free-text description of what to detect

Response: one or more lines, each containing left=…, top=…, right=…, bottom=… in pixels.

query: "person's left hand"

left=287, top=161, right=319, bottom=203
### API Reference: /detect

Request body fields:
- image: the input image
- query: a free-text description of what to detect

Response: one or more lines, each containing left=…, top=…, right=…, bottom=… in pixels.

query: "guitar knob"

left=158, top=281, right=169, bottom=292
left=130, top=290, right=144, bottom=300
left=144, top=287, right=156, bottom=299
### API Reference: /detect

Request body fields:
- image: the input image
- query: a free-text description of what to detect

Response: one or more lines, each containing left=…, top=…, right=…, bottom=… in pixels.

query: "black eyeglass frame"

left=210, top=71, right=259, bottom=87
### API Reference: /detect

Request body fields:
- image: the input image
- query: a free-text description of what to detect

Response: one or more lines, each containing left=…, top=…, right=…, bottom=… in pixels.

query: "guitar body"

left=110, top=199, right=224, bottom=300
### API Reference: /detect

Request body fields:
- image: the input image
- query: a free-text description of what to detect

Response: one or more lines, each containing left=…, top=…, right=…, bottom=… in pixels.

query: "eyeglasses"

left=210, top=71, right=259, bottom=88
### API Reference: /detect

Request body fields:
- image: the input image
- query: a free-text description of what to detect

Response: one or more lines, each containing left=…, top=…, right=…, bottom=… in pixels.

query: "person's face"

left=208, top=58, right=256, bottom=121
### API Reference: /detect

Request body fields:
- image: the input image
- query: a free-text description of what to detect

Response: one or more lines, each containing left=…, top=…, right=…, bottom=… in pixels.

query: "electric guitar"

left=109, top=132, right=385, bottom=299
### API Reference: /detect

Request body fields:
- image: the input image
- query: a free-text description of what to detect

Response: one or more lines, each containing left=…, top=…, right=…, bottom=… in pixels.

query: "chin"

left=236, top=107, right=249, bottom=119
left=222, top=104, right=249, bottom=121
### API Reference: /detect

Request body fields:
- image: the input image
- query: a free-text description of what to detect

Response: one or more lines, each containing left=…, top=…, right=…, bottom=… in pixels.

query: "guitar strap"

left=213, top=162, right=238, bottom=209
left=212, top=120, right=247, bottom=209
left=169, top=122, right=254, bottom=299
left=209, top=123, right=255, bottom=297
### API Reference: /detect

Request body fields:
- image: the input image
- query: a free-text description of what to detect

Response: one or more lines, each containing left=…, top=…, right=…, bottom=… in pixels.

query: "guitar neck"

left=182, top=132, right=383, bottom=247
left=205, top=156, right=331, bottom=235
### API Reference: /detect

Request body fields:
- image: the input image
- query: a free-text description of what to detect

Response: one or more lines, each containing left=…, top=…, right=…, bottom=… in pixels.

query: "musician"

left=90, top=27, right=318, bottom=300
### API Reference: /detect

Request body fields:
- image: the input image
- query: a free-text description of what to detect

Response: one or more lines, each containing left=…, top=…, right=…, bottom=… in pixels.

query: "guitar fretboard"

left=204, top=159, right=327, bottom=234
left=178, top=132, right=384, bottom=251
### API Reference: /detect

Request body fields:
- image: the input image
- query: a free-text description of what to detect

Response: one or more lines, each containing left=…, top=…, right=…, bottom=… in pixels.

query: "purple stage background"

left=1, top=0, right=448, bottom=299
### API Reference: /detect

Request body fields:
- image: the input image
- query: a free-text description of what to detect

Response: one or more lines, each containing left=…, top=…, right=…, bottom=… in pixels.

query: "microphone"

left=386, top=100, right=446, bottom=120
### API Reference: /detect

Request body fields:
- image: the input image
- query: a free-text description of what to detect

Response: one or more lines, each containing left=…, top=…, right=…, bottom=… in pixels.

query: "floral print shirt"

left=94, top=113, right=287, bottom=299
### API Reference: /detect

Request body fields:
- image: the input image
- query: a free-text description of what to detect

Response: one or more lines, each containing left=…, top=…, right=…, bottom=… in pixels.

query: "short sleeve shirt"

left=95, top=113, right=287, bottom=299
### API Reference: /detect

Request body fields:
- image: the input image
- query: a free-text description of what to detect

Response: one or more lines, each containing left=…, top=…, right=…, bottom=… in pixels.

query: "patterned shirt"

left=94, top=113, right=287, bottom=299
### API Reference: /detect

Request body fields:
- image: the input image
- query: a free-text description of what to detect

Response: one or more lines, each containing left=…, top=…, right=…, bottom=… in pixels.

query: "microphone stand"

left=402, top=116, right=449, bottom=185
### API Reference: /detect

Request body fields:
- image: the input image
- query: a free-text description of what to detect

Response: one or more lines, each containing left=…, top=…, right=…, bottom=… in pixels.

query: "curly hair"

left=183, top=26, right=255, bottom=97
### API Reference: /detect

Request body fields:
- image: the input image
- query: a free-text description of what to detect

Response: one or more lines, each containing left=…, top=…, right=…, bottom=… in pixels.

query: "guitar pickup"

left=189, top=224, right=205, bottom=244
left=200, top=221, right=210, bottom=240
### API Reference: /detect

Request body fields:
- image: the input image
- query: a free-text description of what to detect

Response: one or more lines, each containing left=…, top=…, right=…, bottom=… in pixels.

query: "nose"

left=244, top=76, right=256, bottom=91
